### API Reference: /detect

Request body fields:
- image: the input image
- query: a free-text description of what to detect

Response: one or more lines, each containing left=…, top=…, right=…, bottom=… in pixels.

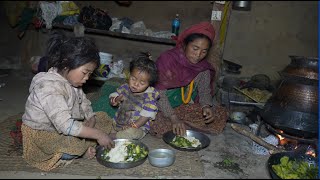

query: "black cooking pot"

left=261, top=56, right=318, bottom=138
left=280, top=55, right=318, bottom=85
left=267, top=151, right=318, bottom=179
left=261, top=80, right=318, bottom=138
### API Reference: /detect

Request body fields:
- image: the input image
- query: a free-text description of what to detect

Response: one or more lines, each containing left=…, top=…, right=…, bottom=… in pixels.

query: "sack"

left=78, top=6, right=112, bottom=30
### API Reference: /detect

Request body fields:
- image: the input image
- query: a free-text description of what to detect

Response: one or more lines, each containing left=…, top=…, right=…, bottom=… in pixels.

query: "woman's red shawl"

left=155, top=22, right=216, bottom=91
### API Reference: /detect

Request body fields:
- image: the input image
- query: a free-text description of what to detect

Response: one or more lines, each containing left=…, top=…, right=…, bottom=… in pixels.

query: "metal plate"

left=162, top=130, right=210, bottom=152
left=96, top=139, right=149, bottom=169
left=267, top=152, right=318, bottom=179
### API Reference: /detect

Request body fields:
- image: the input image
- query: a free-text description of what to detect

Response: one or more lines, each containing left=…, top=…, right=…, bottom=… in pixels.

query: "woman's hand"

left=97, top=132, right=115, bottom=150
left=110, top=94, right=124, bottom=106
left=171, top=115, right=186, bottom=136
left=202, top=106, right=214, bottom=124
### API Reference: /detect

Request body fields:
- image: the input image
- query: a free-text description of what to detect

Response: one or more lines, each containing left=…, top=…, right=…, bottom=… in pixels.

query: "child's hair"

left=46, top=31, right=100, bottom=71
left=130, top=52, right=158, bottom=86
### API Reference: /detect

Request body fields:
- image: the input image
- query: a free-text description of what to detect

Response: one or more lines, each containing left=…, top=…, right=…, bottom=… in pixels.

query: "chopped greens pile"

left=272, top=155, right=318, bottom=179
left=171, top=136, right=201, bottom=148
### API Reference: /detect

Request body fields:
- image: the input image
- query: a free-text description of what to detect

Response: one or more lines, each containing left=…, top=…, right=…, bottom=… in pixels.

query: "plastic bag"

left=108, top=60, right=126, bottom=79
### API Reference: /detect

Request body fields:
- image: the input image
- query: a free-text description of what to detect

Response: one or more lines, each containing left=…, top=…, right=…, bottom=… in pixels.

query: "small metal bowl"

left=148, top=149, right=176, bottom=168
left=229, top=111, right=248, bottom=124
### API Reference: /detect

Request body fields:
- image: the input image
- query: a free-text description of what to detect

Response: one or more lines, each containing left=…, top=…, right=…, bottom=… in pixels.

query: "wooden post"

left=208, top=1, right=232, bottom=92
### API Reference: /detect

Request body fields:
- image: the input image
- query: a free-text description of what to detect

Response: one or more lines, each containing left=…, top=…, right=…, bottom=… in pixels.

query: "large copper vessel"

left=261, top=56, right=318, bottom=138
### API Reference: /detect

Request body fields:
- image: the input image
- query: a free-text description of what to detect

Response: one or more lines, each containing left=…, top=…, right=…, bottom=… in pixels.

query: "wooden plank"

left=52, top=24, right=176, bottom=46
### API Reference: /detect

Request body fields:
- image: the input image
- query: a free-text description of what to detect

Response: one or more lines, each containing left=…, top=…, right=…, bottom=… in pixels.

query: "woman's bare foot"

left=83, top=146, right=96, bottom=159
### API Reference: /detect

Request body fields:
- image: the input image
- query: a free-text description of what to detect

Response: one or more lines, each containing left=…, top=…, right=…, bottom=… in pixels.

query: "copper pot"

left=281, top=55, right=318, bottom=82
left=261, top=56, right=318, bottom=138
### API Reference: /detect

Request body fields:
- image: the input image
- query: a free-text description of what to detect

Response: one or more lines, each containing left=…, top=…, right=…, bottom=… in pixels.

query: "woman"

left=150, top=22, right=226, bottom=137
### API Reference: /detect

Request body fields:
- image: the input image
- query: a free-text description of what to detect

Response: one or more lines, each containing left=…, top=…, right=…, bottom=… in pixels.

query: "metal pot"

left=280, top=55, right=318, bottom=84
left=261, top=56, right=318, bottom=138
left=262, top=80, right=318, bottom=138
left=232, top=1, right=251, bottom=11
left=267, top=151, right=318, bottom=179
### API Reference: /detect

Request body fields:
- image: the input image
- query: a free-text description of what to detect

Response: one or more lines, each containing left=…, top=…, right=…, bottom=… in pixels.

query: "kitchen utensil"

left=162, top=130, right=210, bottom=152
left=96, top=139, right=149, bottom=169
left=229, top=100, right=265, bottom=109
left=148, top=148, right=176, bottom=168
left=228, top=111, right=249, bottom=125
left=267, top=151, right=318, bottom=179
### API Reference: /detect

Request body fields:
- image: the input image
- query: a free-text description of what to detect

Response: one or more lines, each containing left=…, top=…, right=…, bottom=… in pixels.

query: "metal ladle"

left=229, top=100, right=265, bottom=109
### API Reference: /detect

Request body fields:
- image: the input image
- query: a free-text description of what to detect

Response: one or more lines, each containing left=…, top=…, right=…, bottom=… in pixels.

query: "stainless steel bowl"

left=229, top=111, right=248, bottom=124
left=148, top=148, right=176, bottom=168
left=162, top=130, right=210, bottom=151
left=96, top=139, right=148, bottom=169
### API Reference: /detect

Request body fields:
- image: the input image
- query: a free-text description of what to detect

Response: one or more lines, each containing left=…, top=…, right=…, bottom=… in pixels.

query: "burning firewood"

left=230, top=123, right=286, bottom=154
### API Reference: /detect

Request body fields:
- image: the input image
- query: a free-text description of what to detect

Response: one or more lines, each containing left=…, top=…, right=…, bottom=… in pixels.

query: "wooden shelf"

left=52, top=24, right=176, bottom=46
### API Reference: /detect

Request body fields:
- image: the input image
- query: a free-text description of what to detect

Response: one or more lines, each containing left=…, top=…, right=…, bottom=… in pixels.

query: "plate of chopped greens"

left=162, top=130, right=210, bottom=151
left=96, top=139, right=149, bottom=169
left=267, top=152, right=318, bottom=179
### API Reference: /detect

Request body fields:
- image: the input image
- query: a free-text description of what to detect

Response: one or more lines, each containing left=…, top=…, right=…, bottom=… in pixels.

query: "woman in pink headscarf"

left=150, top=22, right=221, bottom=137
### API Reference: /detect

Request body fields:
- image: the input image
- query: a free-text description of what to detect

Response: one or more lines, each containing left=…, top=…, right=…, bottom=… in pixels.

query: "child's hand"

left=110, top=94, right=124, bottom=106
left=83, top=117, right=96, bottom=128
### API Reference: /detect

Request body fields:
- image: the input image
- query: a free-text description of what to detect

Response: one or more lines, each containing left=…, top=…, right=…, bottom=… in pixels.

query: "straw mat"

left=0, top=113, right=204, bottom=177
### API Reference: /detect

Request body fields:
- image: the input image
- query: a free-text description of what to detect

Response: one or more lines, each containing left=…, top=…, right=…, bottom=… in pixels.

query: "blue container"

left=171, top=14, right=180, bottom=36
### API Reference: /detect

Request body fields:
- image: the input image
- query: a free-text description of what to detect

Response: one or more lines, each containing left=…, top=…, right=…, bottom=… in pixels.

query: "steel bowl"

left=96, top=139, right=149, bottom=169
left=148, top=148, right=176, bottom=168
left=267, top=152, right=318, bottom=179
left=229, top=111, right=248, bottom=124
left=162, top=130, right=210, bottom=151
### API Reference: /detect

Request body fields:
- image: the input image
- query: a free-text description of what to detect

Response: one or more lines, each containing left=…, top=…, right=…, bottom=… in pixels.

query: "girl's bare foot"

left=83, top=146, right=96, bottom=159
left=109, top=133, right=117, bottom=140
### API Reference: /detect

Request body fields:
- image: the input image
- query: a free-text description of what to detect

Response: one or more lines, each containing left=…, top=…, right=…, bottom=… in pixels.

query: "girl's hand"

left=202, top=106, right=214, bottom=124
left=110, top=94, right=124, bottom=106
left=83, top=117, right=96, bottom=128
left=97, top=133, right=115, bottom=150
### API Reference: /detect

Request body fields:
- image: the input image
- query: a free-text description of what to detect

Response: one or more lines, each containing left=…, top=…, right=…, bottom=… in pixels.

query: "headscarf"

left=176, top=21, right=215, bottom=48
left=155, top=22, right=215, bottom=90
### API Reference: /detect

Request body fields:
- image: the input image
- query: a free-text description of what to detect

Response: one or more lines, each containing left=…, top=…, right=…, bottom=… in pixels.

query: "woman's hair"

left=129, top=52, right=158, bottom=86
left=46, top=31, right=100, bottom=71
left=183, top=33, right=213, bottom=49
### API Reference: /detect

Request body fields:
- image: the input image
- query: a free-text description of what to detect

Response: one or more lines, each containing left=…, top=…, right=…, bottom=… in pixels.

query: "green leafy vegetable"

left=171, top=136, right=193, bottom=148
left=272, top=156, right=318, bottom=179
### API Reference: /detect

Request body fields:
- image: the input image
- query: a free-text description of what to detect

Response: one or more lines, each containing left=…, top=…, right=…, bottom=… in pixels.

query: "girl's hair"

left=46, top=31, right=100, bottom=71
left=183, top=33, right=213, bottom=49
left=130, top=52, right=158, bottom=86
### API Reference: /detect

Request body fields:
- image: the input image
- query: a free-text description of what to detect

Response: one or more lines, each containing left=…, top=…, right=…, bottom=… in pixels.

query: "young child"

left=21, top=31, right=114, bottom=172
left=109, top=52, right=160, bottom=140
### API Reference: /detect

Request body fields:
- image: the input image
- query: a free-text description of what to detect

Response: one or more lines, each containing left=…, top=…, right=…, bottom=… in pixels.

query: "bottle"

left=171, top=14, right=180, bottom=36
